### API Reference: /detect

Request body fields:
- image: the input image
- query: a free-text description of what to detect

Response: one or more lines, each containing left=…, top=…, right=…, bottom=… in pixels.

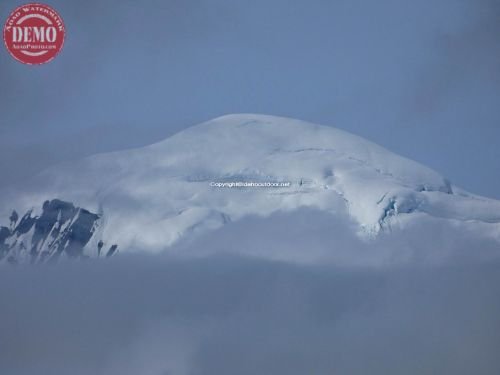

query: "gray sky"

left=0, top=0, right=499, bottom=198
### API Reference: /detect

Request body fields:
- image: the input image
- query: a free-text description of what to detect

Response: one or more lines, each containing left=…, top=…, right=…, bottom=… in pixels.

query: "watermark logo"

left=210, top=181, right=292, bottom=189
left=3, top=3, right=65, bottom=65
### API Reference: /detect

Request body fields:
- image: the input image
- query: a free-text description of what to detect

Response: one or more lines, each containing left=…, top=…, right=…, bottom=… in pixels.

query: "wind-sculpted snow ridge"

left=1, top=114, right=500, bottom=255
left=0, top=199, right=117, bottom=264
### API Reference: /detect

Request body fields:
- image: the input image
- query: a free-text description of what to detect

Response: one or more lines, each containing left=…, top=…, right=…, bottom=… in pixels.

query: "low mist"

left=1, top=215, right=500, bottom=375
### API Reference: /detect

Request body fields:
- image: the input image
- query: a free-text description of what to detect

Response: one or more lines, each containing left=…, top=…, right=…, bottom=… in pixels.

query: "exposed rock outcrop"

left=0, top=199, right=115, bottom=264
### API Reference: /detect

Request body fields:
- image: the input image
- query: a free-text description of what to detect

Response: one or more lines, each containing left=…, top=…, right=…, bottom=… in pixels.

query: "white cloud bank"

left=1, top=207, right=500, bottom=375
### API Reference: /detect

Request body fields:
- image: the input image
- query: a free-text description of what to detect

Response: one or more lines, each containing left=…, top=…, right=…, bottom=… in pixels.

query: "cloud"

left=171, top=208, right=500, bottom=267
left=1, top=209, right=500, bottom=375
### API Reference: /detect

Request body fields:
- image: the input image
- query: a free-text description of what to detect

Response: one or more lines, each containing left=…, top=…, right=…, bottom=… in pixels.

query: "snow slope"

left=1, top=114, right=500, bottom=255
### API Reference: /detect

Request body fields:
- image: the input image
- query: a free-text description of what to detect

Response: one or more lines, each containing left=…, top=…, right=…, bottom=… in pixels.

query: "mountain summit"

left=1, top=114, right=500, bottom=258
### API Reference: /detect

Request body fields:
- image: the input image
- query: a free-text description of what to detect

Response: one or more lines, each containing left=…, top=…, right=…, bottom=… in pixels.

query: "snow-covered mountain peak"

left=2, top=114, right=500, bottom=258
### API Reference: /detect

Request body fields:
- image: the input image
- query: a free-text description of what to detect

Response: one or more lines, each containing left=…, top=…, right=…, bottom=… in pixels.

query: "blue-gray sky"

left=0, top=0, right=499, bottom=198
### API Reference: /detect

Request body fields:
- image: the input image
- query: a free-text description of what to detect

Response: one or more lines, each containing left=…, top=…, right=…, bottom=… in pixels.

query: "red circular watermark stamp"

left=3, top=3, right=65, bottom=65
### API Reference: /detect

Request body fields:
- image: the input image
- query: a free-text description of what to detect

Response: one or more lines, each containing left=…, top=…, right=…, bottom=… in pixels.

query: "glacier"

left=1, top=114, right=499, bottom=260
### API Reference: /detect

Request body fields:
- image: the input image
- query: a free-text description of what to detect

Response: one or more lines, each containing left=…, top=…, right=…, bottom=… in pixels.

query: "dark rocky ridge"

left=0, top=199, right=116, bottom=264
